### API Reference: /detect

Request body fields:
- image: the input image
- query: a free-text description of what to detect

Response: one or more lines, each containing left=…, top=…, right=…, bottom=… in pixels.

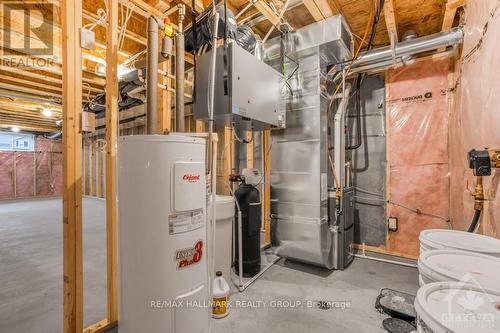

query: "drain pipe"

left=207, top=12, right=219, bottom=178
left=176, top=4, right=186, bottom=132
left=147, top=16, right=161, bottom=134
left=333, top=69, right=351, bottom=210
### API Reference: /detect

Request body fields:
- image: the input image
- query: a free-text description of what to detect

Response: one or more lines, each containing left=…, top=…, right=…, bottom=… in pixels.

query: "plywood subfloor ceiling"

left=0, top=0, right=463, bottom=132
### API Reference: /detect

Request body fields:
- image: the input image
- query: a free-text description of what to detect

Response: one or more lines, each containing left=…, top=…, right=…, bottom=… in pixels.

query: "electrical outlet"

left=80, top=28, right=95, bottom=50
left=388, top=217, right=398, bottom=232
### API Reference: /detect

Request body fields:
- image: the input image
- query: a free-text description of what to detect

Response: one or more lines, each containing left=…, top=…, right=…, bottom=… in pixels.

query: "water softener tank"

left=118, top=135, right=209, bottom=333
left=234, top=182, right=262, bottom=277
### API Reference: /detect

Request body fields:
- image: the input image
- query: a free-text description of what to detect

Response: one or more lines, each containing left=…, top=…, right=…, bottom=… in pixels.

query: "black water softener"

left=233, top=169, right=262, bottom=277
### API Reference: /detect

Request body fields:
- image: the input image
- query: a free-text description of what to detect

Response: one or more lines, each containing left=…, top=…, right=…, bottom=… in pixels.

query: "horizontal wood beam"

left=0, top=66, right=103, bottom=93
left=0, top=111, right=59, bottom=126
left=0, top=121, right=57, bottom=132
left=178, top=0, right=205, bottom=12
left=125, top=0, right=164, bottom=17
left=84, top=319, right=117, bottom=333
left=0, top=82, right=61, bottom=99
left=0, top=106, right=60, bottom=119
left=0, top=81, right=97, bottom=101
left=0, top=98, right=62, bottom=112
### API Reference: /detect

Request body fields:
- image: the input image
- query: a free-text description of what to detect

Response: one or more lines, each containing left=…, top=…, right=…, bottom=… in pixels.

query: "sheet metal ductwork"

left=266, top=16, right=464, bottom=270
left=268, top=16, right=353, bottom=269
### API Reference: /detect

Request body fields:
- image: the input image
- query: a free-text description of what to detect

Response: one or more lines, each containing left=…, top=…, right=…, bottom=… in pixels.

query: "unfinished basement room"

left=1, top=0, right=500, bottom=332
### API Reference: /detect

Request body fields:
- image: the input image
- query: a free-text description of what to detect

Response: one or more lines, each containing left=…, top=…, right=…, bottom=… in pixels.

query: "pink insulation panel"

left=15, top=152, right=35, bottom=197
left=50, top=151, right=63, bottom=195
left=387, top=57, right=451, bottom=257
left=0, top=137, right=62, bottom=200
left=0, top=152, right=15, bottom=199
left=36, top=151, right=55, bottom=196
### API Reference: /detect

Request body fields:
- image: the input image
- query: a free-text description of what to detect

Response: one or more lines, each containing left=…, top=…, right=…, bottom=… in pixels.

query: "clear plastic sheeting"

left=0, top=152, right=15, bottom=199
left=0, top=137, right=62, bottom=200
left=15, top=152, right=35, bottom=198
left=386, top=57, right=451, bottom=257
left=450, top=0, right=500, bottom=237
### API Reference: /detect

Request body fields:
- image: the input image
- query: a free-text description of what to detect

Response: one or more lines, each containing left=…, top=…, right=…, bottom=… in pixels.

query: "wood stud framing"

left=61, top=0, right=84, bottom=331
left=104, top=0, right=119, bottom=328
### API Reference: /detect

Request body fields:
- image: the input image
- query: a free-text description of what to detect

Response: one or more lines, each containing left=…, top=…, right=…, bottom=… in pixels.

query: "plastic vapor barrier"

left=449, top=0, right=500, bottom=237
left=386, top=57, right=451, bottom=257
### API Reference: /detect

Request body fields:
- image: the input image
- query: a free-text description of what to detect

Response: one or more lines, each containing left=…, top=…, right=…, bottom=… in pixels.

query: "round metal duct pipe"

left=351, top=27, right=464, bottom=69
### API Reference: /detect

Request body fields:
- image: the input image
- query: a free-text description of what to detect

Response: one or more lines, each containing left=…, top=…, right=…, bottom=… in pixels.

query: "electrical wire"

left=328, top=153, right=340, bottom=190
left=82, top=82, right=93, bottom=104
left=352, top=186, right=453, bottom=228
left=388, top=200, right=452, bottom=229
left=119, top=3, right=134, bottom=52
left=279, top=29, right=299, bottom=96
left=346, top=0, right=385, bottom=150
left=84, top=7, right=107, bottom=30
left=232, top=125, right=254, bottom=144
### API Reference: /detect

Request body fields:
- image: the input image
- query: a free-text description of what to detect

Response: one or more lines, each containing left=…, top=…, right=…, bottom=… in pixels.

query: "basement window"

left=0, top=131, right=35, bottom=151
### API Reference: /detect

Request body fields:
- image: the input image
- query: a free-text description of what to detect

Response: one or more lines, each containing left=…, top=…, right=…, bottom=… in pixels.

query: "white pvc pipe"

left=237, top=210, right=244, bottom=290
left=354, top=253, right=417, bottom=268
left=333, top=69, right=350, bottom=211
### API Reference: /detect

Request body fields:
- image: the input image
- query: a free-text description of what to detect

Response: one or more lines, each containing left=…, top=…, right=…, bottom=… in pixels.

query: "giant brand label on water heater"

left=173, top=161, right=205, bottom=212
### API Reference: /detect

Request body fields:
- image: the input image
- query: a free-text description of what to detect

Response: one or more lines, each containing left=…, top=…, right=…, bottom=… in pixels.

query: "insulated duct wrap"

left=184, top=5, right=237, bottom=53
left=235, top=25, right=257, bottom=55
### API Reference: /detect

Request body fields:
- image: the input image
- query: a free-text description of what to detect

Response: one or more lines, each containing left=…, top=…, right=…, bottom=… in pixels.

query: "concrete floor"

left=0, top=197, right=107, bottom=333
left=211, top=258, right=418, bottom=333
left=1, top=197, right=419, bottom=333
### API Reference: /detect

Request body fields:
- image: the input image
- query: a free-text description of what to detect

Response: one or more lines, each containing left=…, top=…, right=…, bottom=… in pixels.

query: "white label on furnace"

left=320, top=173, right=327, bottom=201
left=169, top=209, right=204, bottom=235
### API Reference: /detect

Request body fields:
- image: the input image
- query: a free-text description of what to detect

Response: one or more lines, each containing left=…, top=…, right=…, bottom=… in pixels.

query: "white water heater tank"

left=118, top=135, right=209, bottom=333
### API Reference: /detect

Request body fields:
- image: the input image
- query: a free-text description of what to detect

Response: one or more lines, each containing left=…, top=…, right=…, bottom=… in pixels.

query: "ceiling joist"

left=253, top=0, right=281, bottom=26
left=303, top=0, right=333, bottom=21
left=441, top=0, right=465, bottom=31
left=384, top=0, right=398, bottom=42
